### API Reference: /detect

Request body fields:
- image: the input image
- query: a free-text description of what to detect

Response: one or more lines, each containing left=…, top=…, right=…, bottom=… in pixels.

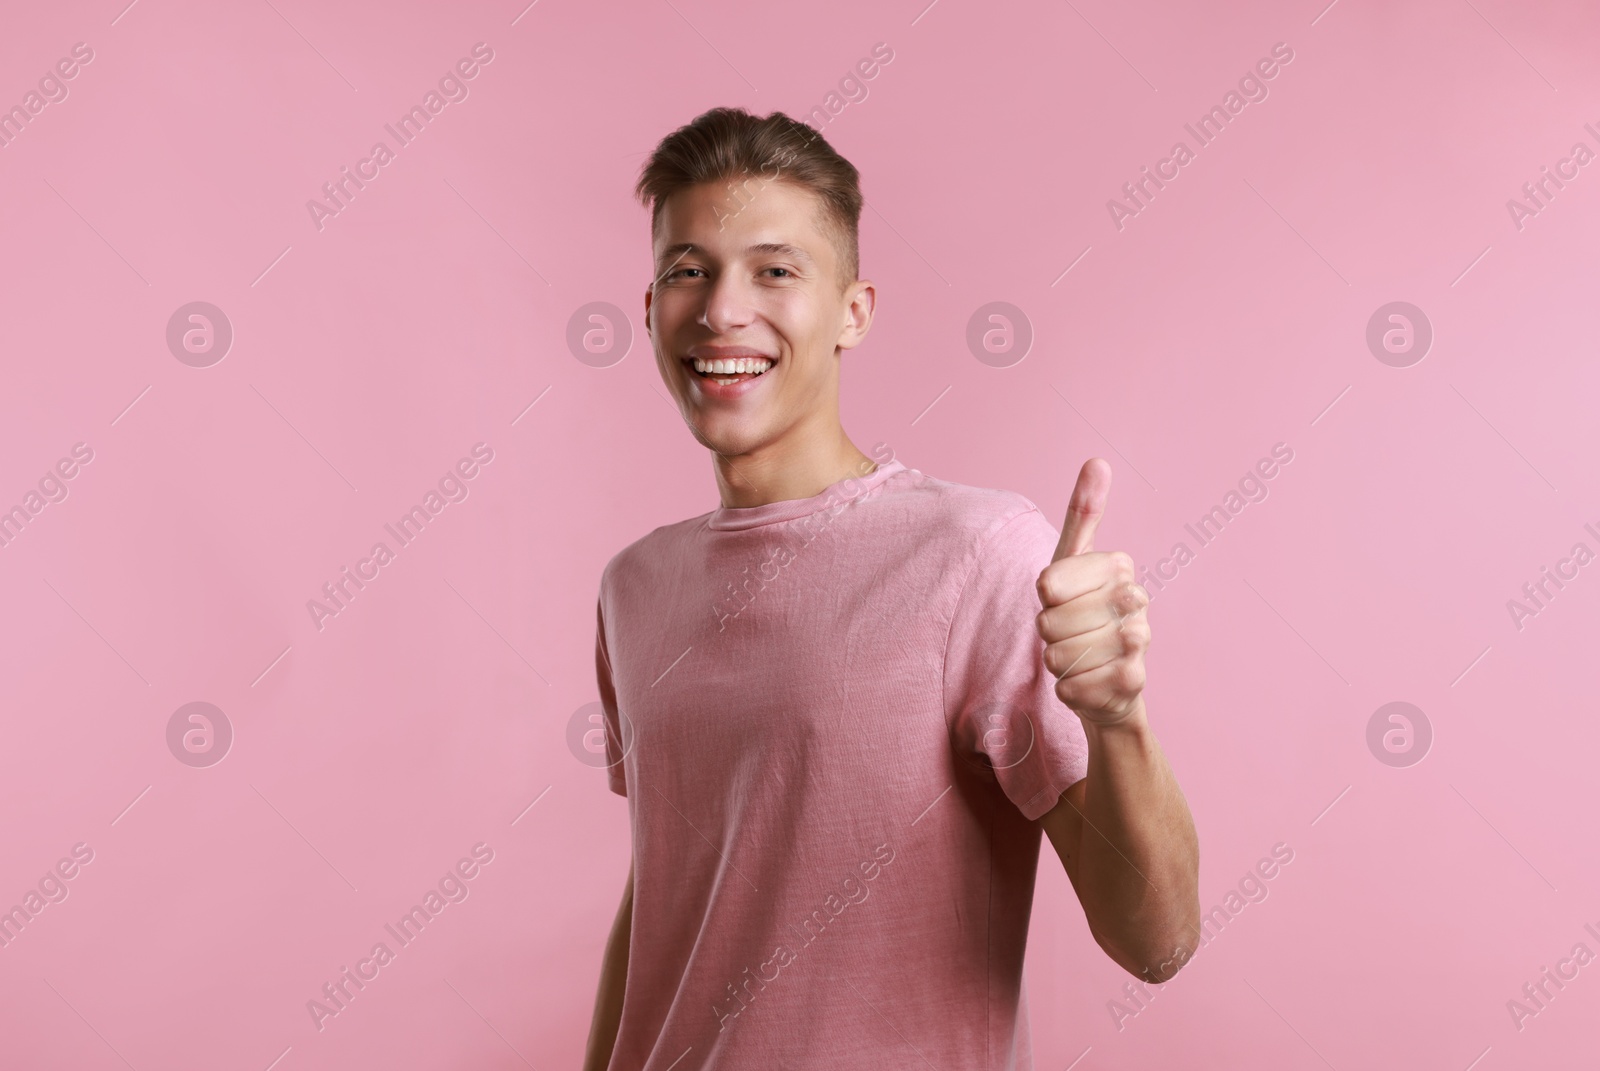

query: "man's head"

left=635, top=107, right=873, bottom=461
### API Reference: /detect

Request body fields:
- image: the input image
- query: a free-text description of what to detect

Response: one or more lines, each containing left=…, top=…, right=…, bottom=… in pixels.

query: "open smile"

left=681, top=349, right=778, bottom=400
left=690, top=355, right=774, bottom=382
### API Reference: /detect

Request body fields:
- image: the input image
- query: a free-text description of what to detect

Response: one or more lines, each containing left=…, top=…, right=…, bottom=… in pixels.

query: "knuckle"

left=1055, top=677, right=1081, bottom=707
left=1117, top=590, right=1151, bottom=625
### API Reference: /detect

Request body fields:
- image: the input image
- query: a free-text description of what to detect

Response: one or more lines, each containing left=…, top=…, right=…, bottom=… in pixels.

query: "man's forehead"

left=654, top=179, right=831, bottom=261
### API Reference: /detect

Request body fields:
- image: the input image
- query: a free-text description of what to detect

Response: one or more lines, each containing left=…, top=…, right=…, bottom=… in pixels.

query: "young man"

left=584, top=107, right=1199, bottom=1069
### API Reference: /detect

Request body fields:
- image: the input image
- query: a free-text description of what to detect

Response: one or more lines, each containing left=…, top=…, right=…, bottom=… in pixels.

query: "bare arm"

left=1039, top=699, right=1200, bottom=983
left=582, top=862, right=633, bottom=1071
left=1033, top=460, right=1200, bottom=983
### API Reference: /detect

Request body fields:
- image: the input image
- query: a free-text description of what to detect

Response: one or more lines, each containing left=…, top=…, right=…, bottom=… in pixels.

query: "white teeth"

left=692, top=356, right=773, bottom=375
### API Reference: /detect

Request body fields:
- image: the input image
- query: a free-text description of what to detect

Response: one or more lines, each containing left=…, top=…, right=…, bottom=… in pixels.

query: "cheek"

left=650, top=294, right=686, bottom=335
left=763, top=289, right=821, bottom=337
left=769, top=318, right=833, bottom=379
left=654, top=349, right=684, bottom=390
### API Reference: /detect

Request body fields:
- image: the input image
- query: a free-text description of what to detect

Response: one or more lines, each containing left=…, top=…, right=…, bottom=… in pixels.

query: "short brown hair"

left=634, top=107, right=864, bottom=292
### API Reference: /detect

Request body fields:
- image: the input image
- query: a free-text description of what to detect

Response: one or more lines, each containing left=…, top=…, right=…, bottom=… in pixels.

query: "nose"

left=697, top=272, right=757, bottom=335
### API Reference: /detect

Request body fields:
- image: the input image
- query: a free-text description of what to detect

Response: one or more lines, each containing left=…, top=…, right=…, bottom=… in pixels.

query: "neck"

left=712, top=427, right=878, bottom=509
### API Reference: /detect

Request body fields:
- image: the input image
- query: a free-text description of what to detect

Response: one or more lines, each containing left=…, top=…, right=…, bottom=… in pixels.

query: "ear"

left=837, top=279, right=875, bottom=350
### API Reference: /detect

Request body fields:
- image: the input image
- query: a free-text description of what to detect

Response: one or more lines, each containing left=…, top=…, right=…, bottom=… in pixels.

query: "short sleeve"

left=595, top=595, right=628, bottom=797
left=944, top=507, right=1090, bottom=822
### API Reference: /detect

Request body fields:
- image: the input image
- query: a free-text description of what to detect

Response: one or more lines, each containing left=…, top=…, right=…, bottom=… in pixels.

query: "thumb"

left=1051, top=458, right=1112, bottom=562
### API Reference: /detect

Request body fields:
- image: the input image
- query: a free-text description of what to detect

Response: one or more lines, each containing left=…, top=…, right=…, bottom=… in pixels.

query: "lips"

left=687, top=345, right=773, bottom=359
left=681, top=347, right=777, bottom=401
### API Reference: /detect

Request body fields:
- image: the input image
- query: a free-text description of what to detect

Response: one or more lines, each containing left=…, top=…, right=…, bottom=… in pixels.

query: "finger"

left=1052, top=656, right=1147, bottom=718
left=1052, top=458, right=1112, bottom=562
left=1043, top=631, right=1114, bottom=682
left=1037, top=582, right=1141, bottom=639
left=1038, top=547, right=1136, bottom=608
left=1039, top=596, right=1150, bottom=674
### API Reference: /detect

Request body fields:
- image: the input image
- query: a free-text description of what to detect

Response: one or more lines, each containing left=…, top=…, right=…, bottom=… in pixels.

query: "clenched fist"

left=1035, top=458, right=1151, bottom=726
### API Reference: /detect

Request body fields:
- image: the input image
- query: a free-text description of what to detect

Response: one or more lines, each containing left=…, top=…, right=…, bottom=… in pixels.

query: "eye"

left=764, top=267, right=793, bottom=278
left=666, top=267, right=705, bottom=280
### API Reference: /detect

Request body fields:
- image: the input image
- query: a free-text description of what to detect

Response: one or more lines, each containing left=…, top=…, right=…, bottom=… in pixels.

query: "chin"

left=689, top=417, right=771, bottom=458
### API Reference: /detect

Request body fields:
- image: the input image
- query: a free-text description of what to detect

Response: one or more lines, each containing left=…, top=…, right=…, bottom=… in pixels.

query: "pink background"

left=2, top=0, right=1598, bottom=1067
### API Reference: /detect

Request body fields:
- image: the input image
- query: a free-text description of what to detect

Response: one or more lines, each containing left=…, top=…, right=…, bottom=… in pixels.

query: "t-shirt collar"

left=706, top=459, right=906, bottom=531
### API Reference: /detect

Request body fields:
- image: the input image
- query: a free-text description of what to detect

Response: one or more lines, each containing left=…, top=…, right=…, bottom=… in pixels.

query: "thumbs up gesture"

left=1035, top=458, right=1152, bottom=726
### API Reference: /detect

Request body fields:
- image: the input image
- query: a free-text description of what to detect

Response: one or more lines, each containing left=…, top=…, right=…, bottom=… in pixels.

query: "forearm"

left=1075, top=699, right=1200, bottom=982
left=582, top=865, right=633, bottom=1071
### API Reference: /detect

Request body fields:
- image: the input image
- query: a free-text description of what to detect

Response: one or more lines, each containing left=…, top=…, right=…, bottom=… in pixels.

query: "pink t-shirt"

left=594, top=457, right=1090, bottom=1070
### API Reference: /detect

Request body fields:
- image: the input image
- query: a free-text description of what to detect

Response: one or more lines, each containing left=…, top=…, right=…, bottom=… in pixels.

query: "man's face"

left=645, top=177, right=869, bottom=459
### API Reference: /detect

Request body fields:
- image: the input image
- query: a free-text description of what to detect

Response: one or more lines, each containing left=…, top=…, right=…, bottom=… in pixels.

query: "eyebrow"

left=655, top=241, right=816, bottom=267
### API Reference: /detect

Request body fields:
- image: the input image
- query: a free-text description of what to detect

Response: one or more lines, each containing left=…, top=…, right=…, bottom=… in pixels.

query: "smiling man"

left=583, top=107, right=1200, bottom=1070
